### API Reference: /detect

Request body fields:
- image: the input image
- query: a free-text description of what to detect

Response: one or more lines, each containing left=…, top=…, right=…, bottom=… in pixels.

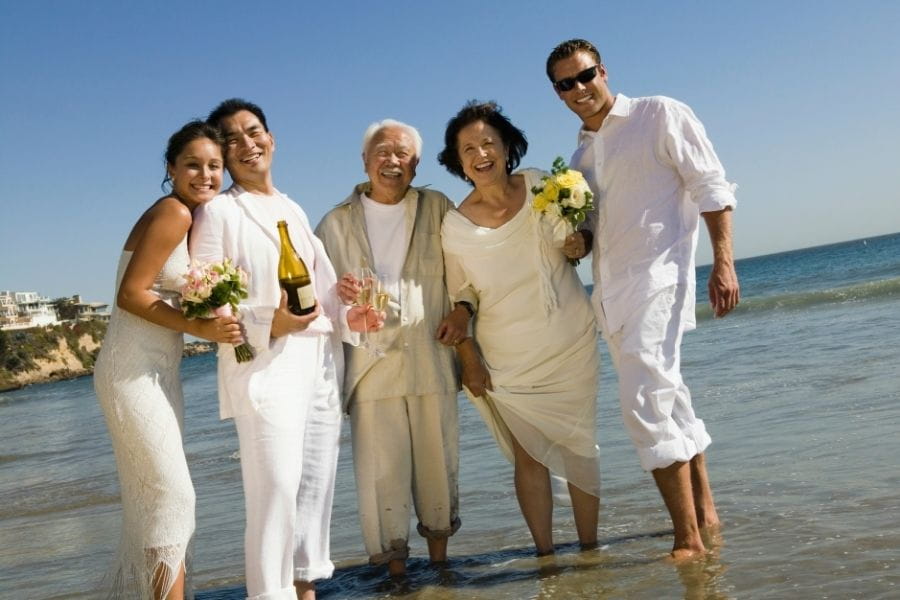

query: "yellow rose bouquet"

left=531, top=157, right=594, bottom=265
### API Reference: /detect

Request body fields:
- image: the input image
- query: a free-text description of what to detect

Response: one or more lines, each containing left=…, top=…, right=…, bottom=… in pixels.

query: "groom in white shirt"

left=191, top=98, right=377, bottom=600
left=547, top=39, right=741, bottom=559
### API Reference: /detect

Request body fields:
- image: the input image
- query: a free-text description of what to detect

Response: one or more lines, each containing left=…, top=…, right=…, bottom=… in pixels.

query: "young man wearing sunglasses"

left=547, top=38, right=741, bottom=560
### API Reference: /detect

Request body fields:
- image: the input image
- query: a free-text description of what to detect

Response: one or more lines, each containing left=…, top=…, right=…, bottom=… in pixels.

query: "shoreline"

left=0, top=341, right=215, bottom=393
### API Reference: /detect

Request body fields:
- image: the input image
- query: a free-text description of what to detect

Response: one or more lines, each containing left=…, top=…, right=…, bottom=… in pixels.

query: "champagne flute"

left=370, top=274, right=390, bottom=358
left=354, top=266, right=374, bottom=352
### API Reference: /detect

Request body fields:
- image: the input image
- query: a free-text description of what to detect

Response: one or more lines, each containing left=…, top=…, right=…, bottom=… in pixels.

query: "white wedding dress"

left=442, top=169, right=601, bottom=497
left=94, top=238, right=194, bottom=599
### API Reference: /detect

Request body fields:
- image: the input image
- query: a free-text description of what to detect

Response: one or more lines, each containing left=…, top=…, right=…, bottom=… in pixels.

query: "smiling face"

left=363, top=126, right=418, bottom=204
left=219, top=109, right=274, bottom=190
left=456, top=120, right=508, bottom=188
left=551, top=50, right=615, bottom=131
left=166, top=137, right=224, bottom=209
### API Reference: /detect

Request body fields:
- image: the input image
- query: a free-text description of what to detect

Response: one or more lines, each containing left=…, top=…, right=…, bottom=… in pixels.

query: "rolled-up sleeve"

left=443, top=250, right=479, bottom=310
left=661, top=100, right=737, bottom=214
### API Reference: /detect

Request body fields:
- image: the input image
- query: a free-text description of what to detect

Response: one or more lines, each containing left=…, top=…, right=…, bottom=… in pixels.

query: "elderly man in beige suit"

left=315, top=119, right=470, bottom=577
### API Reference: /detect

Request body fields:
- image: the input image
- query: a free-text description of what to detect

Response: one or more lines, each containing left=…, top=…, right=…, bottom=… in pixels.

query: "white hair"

left=361, top=119, right=423, bottom=159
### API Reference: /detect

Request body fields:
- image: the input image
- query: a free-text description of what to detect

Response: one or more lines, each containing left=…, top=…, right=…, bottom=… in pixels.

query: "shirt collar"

left=340, top=182, right=419, bottom=206
left=577, top=93, right=631, bottom=142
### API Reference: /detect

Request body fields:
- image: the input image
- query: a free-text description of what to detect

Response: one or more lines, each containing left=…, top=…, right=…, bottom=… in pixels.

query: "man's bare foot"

left=294, top=580, right=315, bottom=600
left=387, top=558, right=407, bottom=578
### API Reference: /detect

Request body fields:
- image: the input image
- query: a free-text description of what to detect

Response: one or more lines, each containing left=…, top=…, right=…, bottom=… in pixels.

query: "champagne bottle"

left=276, top=220, right=316, bottom=315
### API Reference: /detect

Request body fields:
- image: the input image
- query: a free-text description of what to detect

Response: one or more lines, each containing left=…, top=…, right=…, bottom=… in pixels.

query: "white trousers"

left=350, top=393, right=460, bottom=564
left=233, top=335, right=342, bottom=600
left=602, top=285, right=711, bottom=472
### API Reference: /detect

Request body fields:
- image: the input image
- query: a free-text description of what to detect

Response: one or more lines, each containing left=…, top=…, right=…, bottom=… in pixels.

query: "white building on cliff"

left=0, top=291, right=59, bottom=330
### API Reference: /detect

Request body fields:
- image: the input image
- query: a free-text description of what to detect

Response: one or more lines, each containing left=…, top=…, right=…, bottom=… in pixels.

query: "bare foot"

left=294, top=580, right=315, bottom=600
left=387, top=558, right=407, bottom=578
left=668, top=545, right=706, bottom=562
left=701, top=523, right=723, bottom=552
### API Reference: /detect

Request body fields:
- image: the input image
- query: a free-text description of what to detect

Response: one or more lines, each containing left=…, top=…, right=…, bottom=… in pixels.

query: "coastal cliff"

left=0, top=322, right=213, bottom=392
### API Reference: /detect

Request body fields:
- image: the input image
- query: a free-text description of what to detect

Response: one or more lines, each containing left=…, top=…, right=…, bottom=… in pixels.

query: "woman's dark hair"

left=437, top=100, right=528, bottom=183
left=207, top=98, right=269, bottom=131
left=162, top=120, right=225, bottom=191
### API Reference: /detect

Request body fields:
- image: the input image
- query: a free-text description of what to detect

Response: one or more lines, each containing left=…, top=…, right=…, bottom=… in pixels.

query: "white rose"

left=563, top=183, right=589, bottom=209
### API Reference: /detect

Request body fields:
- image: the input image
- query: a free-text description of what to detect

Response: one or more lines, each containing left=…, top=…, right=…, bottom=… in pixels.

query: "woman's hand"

left=337, top=272, right=360, bottom=306
left=562, top=230, right=592, bottom=260
left=456, top=339, right=492, bottom=397
left=435, top=304, right=470, bottom=346
left=347, top=305, right=384, bottom=333
left=461, top=355, right=493, bottom=398
left=194, top=315, right=244, bottom=345
left=270, top=291, right=321, bottom=338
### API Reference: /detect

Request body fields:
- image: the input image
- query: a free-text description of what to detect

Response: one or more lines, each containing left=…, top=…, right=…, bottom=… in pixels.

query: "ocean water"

left=1, top=232, right=898, bottom=599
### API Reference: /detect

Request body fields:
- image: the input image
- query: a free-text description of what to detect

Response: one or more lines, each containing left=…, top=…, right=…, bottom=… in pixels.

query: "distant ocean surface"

left=2, top=233, right=898, bottom=599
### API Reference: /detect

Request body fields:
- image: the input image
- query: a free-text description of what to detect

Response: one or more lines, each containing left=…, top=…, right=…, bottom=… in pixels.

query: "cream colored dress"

left=93, top=238, right=194, bottom=599
left=441, top=170, right=600, bottom=496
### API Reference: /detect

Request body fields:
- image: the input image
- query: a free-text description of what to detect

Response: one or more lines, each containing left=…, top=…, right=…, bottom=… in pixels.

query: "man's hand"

left=347, top=305, right=384, bottom=333
left=562, top=230, right=591, bottom=260
left=435, top=304, right=470, bottom=346
left=708, top=261, right=740, bottom=317
left=702, top=208, right=739, bottom=318
left=270, top=290, right=320, bottom=338
left=337, top=273, right=360, bottom=305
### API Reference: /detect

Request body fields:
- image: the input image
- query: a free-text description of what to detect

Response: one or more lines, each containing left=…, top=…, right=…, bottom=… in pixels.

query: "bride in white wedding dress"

left=93, top=121, right=243, bottom=600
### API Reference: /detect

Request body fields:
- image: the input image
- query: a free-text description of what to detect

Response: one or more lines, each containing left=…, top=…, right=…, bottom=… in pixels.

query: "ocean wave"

left=697, top=277, right=900, bottom=319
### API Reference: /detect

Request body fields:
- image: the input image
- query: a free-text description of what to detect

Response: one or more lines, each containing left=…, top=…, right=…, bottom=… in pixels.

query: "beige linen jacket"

left=315, top=183, right=460, bottom=410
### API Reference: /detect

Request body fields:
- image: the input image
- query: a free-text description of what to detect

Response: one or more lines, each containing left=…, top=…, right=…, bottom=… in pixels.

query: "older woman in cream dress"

left=438, top=101, right=600, bottom=555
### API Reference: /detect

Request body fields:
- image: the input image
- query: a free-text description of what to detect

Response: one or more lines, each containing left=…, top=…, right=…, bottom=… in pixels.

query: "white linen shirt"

left=190, top=184, right=355, bottom=419
left=571, top=93, right=737, bottom=335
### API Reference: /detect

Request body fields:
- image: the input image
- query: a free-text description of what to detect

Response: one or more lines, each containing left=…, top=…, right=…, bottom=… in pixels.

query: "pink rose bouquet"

left=180, top=259, right=254, bottom=362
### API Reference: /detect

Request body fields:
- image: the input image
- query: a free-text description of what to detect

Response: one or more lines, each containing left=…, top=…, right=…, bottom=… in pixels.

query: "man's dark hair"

left=207, top=98, right=269, bottom=131
left=546, top=39, right=602, bottom=82
left=437, top=101, right=528, bottom=184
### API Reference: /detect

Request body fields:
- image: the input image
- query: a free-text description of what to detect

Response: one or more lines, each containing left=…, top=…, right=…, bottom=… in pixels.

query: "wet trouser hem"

left=246, top=586, right=296, bottom=600
left=368, top=543, right=410, bottom=566
left=416, top=516, right=462, bottom=540
left=294, top=560, right=335, bottom=582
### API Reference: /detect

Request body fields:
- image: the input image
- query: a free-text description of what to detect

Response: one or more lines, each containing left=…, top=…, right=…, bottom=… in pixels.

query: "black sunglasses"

left=554, top=65, right=600, bottom=92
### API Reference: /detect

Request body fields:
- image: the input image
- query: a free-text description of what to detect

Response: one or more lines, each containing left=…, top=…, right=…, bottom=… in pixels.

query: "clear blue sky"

left=2, top=1, right=898, bottom=304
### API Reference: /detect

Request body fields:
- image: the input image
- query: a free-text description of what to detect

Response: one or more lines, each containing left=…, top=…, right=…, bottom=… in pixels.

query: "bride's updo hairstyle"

left=437, top=100, right=528, bottom=184
left=161, top=120, right=225, bottom=191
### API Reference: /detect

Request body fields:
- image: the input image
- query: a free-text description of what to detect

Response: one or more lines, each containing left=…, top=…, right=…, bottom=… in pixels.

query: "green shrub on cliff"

left=0, top=320, right=108, bottom=378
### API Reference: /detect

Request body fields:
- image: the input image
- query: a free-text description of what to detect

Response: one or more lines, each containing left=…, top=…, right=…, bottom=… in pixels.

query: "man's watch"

left=456, top=301, right=475, bottom=318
